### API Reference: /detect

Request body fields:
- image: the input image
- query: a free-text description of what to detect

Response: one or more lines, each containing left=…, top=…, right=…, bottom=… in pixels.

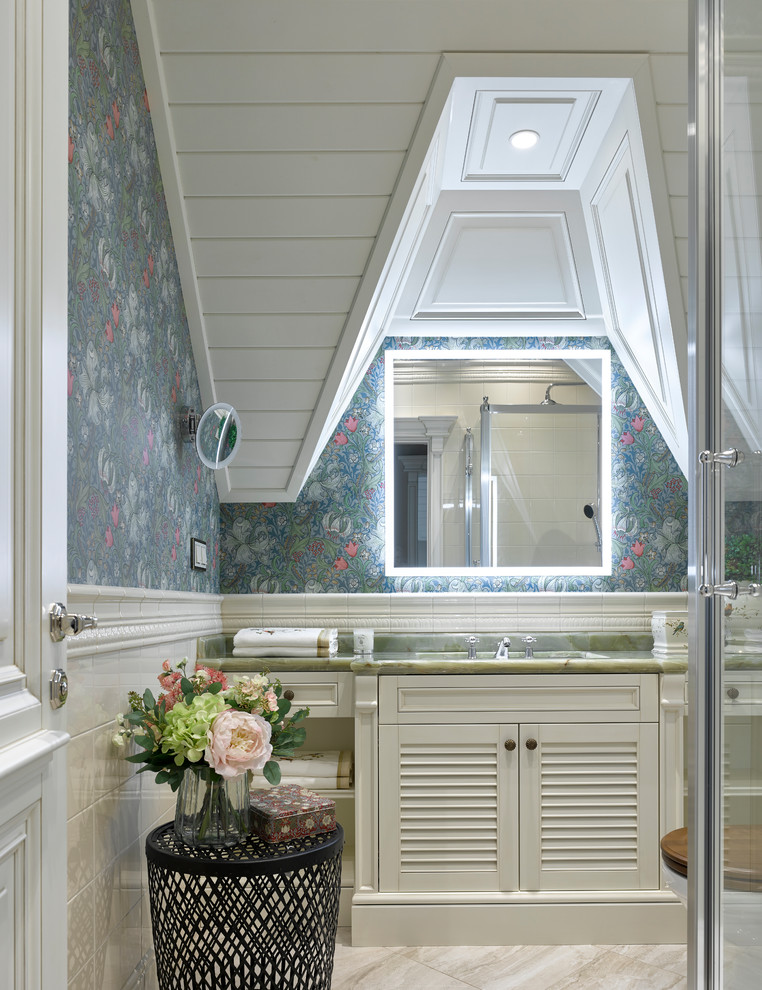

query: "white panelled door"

left=0, top=1, right=69, bottom=988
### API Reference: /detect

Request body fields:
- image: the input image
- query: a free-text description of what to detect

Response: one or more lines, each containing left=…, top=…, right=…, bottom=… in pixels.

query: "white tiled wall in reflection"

left=66, top=587, right=222, bottom=990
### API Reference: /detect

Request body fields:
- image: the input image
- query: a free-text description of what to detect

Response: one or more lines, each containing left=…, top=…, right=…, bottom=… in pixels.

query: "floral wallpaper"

left=68, top=0, right=220, bottom=591
left=220, top=336, right=688, bottom=594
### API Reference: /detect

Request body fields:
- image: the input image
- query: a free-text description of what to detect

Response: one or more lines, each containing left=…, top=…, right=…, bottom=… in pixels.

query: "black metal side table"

left=146, top=822, right=343, bottom=990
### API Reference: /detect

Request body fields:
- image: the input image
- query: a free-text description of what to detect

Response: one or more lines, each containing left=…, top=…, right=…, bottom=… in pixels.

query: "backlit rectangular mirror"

left=384, top=349, right=612, bottom=576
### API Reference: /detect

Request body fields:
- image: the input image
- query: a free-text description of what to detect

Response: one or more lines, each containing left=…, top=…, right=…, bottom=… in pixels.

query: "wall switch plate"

left=190, top=538, right=207, bottom=571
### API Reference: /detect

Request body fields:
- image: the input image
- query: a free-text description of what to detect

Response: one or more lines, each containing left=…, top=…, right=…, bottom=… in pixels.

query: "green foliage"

left=726, top=533, right=762, bottom=581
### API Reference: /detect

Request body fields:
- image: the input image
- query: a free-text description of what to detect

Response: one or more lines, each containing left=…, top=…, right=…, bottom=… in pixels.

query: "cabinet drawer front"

left=379, top=674, right=657, bottom=724
left=275, top=673, right=352, bottom=717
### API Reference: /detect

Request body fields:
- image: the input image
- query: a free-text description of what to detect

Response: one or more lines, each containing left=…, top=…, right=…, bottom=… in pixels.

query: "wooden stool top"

left=661, top=826, right=762, bottom=891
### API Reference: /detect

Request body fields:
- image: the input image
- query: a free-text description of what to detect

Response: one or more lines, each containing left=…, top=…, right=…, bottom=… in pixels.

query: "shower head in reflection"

left=583, top=503, right=602, bottom=553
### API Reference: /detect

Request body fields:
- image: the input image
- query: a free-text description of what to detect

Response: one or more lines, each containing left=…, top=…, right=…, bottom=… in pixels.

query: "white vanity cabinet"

left=378, top=673, right=660, bottom=896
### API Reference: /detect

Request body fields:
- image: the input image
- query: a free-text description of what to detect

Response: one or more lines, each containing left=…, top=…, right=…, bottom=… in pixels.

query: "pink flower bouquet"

left=114, top=658, right=309, bottom=791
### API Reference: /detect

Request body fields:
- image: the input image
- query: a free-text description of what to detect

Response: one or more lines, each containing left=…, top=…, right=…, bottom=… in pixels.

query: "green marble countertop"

left=201, top=651, right=688, bottom=676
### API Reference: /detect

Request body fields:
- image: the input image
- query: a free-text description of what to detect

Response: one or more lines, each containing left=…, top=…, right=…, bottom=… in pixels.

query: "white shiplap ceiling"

left=130, top=0, right=690, bottom=502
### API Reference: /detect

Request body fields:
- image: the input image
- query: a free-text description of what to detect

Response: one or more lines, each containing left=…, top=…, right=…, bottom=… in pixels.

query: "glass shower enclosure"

left=691, top=0, right=762, bottom=985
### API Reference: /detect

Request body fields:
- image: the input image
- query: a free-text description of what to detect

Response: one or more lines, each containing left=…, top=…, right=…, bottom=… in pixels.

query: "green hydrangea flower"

left=161, top=693, right=229, bottom=766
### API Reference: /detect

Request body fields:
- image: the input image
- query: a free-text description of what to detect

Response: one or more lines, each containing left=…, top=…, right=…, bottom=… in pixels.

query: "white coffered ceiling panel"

left=414, top=213, right=585, bottom=319
left=463, top=90, right=600, bottom=181
left=131, top=0, right=690, bottom=501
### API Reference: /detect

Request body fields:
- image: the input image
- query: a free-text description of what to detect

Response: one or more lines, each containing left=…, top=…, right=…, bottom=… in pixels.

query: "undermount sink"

left=414, top=650, right=608, bottom=661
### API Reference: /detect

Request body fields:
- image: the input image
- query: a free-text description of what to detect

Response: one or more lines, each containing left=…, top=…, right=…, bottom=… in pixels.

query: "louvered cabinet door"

left=519, top=722, right=659, bottom=891
left=378, top=723, right=519, bottom=893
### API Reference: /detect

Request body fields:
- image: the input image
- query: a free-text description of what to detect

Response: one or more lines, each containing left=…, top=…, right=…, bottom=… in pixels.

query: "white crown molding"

left=66, top=585, right=223, bottom=659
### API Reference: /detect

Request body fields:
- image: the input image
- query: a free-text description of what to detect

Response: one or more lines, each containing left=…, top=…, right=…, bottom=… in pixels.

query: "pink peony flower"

left=334, top=556, right=348, bottom=570
left=111, top=301, right=120, bottom=327
left=631, top=540, right=645, bottom=557
left=142, top=268, right=150, bottom=288
left=632, top=415, right=645, bottom=432
left=344, top=541, right=359, bottom=557
left=68, top=134, right=74, bottom=163
left=105, top=319, right=114, bottom=343
left=171, top=545, right=177, bottom=561
left=174, top=526, right=181, bottom=545
left=105, top=115, right=114, bottom=141
left=148, top=252, right=154, bottom=275
left=262, top=502, right=276, bottom=507
left=334, top=432, right=348, bottom=445
left=105, top=525, right=114, bottom=548
left=205, top=710, right=273, bottom=779
left=171, top=385, right=177, bottom=403
left=621, top=556, right=635, bottom=570
left=620, top=431, right=635, bottom=445
left=345, top=416, right=358, bottom=433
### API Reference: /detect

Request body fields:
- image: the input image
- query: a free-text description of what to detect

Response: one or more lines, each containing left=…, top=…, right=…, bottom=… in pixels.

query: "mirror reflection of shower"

left=388, top=349, right=612, bottom=575
left=583, top=502, right=602, bottom=553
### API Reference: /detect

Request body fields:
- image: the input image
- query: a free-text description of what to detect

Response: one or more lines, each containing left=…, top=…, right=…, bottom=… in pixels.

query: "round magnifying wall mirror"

left=195, top=402, right=242, bottom=470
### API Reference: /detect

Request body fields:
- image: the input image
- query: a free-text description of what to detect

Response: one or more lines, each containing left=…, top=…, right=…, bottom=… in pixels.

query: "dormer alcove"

left=129, top=3, right=690, bottom=499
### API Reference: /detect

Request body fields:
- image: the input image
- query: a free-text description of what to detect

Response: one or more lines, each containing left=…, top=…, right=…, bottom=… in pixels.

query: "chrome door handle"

left=49, top=602, right=98, bottom=642
left=699, top=581, right=739, bottom=599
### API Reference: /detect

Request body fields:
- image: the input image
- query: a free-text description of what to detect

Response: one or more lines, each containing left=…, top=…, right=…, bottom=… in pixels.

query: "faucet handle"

left=464, top=635, right=479, bottom=659
left=521, top=635, right=537, bottom=645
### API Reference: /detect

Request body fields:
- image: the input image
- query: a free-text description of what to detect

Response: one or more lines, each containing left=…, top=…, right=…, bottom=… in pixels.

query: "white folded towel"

left=279, top=750, right=353, bottom=782
left=232, top=626, right=338, bottom=657
left=250, top=751, right=354, bottom=790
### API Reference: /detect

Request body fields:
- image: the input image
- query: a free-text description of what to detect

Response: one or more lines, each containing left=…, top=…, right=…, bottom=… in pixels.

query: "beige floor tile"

left=547, top=948, right=687, bottom=989
left=398, top=944, right=608, bottom=990
left=330, top=945, right=475, bottom=989
left=609, top=943, right=687, bottom=976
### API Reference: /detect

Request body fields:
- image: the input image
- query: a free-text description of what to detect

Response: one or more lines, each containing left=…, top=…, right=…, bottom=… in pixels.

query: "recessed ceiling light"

left=509, top=129, right=540, bottom=150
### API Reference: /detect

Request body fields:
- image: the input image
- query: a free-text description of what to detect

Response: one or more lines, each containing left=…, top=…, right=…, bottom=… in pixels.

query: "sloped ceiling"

left=131, top=0, right=690, bottom=501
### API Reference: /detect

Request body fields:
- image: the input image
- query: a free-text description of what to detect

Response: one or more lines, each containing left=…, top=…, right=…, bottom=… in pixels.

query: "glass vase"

left=174, top=765, right=250, bottom=848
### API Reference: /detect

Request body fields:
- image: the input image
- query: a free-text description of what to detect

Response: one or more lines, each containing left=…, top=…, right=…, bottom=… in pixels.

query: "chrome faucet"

left=465, top=635, right=480, bottom=660
left=521, top=635, right=537, bottom=658
left=494, top=636, right=511, bottom=659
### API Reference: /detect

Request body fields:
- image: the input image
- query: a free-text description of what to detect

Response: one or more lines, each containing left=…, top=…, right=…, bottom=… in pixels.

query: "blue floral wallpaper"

left=68, top=0, right=220, bottom=591
left=220, top=336, right=688, bottom=594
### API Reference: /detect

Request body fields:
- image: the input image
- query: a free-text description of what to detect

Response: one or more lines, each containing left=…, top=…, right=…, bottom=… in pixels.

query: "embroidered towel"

left=232, top=626, right=338, bottom=657
left=251, top=750, right=353, bottom=790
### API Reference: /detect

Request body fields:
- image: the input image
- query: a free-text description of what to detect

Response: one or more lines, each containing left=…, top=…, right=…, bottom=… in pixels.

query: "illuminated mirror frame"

left=384, top=348, right=612, bottom=577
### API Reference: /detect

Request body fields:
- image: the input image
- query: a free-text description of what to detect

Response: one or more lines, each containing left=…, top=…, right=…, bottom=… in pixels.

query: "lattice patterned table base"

left=146, top=823, right=343, bottom=990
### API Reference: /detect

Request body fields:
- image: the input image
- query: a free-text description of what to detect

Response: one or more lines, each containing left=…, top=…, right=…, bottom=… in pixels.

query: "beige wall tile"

left=67, top=731, right=95, bottom=820
left=68, top=885, right=94, bottom=983
left=67, top=956, right=94, bottom=990
left=68, top=808, right=94, bottom=901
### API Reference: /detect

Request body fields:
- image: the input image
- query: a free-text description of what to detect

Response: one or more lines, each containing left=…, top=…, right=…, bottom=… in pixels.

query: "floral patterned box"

left=249, top=784, right=336, bottom=842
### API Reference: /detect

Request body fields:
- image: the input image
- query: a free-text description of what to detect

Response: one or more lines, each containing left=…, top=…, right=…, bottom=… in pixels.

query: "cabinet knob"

left=727, top=687, right=739, bottom=700
left=525, top=738, right=538, bottom=751
left=283, top=689, right=295, bottom=701
left=504, top=739, right=516, bottom=751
